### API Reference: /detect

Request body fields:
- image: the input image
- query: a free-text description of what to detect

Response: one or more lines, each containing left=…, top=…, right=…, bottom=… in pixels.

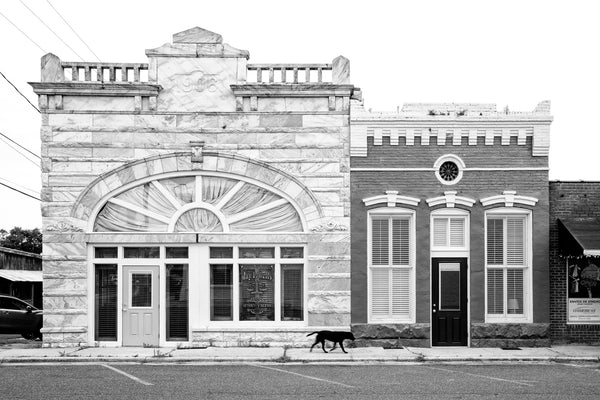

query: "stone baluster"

left=96, top=66, right=103, bottom=82
left=121, top=66, right=128, bottom=82
left=84, top=66, right=91, bottom=81
left=305, top=67, right=310, bottom=83
left=133, top=66, right=140, bottom=83
left=293, top=68, right=298, bottom=83
left=109, top=67, right=116, bottom=82
left=269, top=67, right=274, bottom=83
left=317, top=67, right=323, bottom=83
left=281, top=67, right=287, bottom=83
left=71, top=66, right=79, bottom=81
left=256, top=68, right=262, bottom=83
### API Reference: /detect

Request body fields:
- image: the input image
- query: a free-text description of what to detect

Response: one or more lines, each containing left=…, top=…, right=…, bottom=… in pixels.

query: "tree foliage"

left=0, top=227, right=42, bottom=254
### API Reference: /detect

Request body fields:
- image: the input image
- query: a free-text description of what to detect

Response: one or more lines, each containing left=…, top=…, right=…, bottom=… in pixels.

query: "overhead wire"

left=0, top=181, right=41, bottom=201
left=0, top=71, right=41, bottom=114
left=0, top=9, right=47, bottom=53
left=0, top=131, right=41, bottom=160
left=46, top=0, right=101, bottom=62
left=19, top=0, right=85, bottom=61
left=0, top=135, right=41, bottom=168
left=0, top=176, right=40, bottom=197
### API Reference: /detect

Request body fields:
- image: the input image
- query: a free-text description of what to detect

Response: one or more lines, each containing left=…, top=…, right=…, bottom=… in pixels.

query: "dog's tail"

left=306, top=332, right=318, bottom=337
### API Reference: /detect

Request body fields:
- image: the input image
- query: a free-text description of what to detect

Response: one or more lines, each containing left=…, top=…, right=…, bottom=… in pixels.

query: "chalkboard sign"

left=239, top=264, right=274, bottom=321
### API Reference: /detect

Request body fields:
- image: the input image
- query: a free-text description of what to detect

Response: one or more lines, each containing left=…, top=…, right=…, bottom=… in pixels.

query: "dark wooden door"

left=432, top=258, right=468, bottom=346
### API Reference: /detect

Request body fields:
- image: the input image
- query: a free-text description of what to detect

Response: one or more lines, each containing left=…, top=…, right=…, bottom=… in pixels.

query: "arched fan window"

left=93, top=175, right=303, bottom=233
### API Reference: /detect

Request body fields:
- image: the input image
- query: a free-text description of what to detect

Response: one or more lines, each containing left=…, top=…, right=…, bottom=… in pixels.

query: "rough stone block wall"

left=549, top=181, right=600, bottom=344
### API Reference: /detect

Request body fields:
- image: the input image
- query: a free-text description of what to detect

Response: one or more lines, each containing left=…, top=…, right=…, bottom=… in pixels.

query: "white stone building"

left=30, top=27, right=353, bottom=347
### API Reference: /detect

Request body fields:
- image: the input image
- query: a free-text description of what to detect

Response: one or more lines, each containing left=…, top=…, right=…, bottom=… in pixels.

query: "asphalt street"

left=1, top=362, right=600, bottom=399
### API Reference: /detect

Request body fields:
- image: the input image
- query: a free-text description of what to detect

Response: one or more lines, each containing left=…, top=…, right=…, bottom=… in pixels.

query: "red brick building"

left=350, top=99, right=553, bottom=347
left=549, top=181, right=600, bottom=344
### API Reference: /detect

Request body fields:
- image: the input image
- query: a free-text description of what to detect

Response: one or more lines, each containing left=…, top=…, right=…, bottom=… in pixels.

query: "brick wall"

left=549, top=181, right=600, bottom=343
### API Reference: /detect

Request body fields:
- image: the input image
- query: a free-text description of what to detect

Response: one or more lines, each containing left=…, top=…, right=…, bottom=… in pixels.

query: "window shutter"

left=507, top=269, right=524, bottom=314
left=449, top=218, right=465, bottom=247
left=487, top=219, right=504, bottom=264
left=372, top=219, right=389, bottom=265
left=371, top=268, right=390, bottom=317
left=392, top=219, right=409, bottom=265
left=391, top=268, right=411, bottom=318
left=487, top=269, right=504, bottom=314
left=506, top=218, right=525, bottom=265
left=433, top=218, right=448, bottom=247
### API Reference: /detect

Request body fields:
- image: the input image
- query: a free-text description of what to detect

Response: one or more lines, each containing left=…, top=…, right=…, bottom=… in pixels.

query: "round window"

left=438, top=161, right=459, bottom=182
left=434, top=155, right=465, bottom=185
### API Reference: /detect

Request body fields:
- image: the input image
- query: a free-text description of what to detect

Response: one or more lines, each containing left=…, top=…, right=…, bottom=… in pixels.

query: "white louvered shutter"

left=487, top=218, right=504, bottom=264
left=433, top=218, right=448, bottom=247
left=392, top=219, right=410, bottom=265
left=449, top=218, right=465, bottom=247
left=487, top=269, right=504, bottom=314
left=371, top=268, right=390, bottom=317
left=506, top=218, right=525, bottom=266
left=391, top=268, right=411, bottom=318
left=371, top=219, right=389, bottom=265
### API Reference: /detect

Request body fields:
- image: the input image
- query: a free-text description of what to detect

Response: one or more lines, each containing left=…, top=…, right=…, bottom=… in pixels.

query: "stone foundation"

left=192, top=328, right=349, bottom=348
left=470, top=323, right=550, bottom=347
left=351, top=323, right=430, bottom=348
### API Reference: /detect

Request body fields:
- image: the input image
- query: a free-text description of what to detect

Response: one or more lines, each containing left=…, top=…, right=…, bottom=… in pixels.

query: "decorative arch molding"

left=426, top=191, right=476, bottom=208
left=72, top=151, right=324, bottom=232
left=363, top=190, right=420, bottom=208
left=480, top=190, right=538, bottom=208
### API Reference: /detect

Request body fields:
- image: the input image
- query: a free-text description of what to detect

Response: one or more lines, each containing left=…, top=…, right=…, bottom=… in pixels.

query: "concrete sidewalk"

left=1, top=345, right=599, bottom=363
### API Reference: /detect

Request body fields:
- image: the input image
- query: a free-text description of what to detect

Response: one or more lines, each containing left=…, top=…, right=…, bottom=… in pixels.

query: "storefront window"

left=567, top=258, right=600, bottom=323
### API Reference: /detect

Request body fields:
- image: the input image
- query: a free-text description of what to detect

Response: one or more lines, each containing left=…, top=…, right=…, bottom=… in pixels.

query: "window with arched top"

left=93, top=174, right=304, bottom=233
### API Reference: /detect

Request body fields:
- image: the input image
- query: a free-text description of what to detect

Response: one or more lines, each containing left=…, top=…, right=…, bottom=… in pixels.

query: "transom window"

left=485, top=210, right=531, bottom=322
left=368, top=209, right=415, bottom=323
left=432, top=215, right=467, bottom=250
left=93, top=174, right=303, bottom=233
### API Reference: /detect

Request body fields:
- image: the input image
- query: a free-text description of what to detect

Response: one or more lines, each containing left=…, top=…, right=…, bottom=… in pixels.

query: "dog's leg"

left=310, top=341, right=317, bottom=352
left=330, top=342, right=337, bottom=352
left=340, top=341, right=347, bottom=354
left=321, top=340, right=328, bottom=353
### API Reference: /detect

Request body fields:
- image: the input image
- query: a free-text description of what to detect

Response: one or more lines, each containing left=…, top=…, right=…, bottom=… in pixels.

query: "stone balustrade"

left=61, top=62, right=149, bottom=83
left=247, top=63, right=332, bottom=84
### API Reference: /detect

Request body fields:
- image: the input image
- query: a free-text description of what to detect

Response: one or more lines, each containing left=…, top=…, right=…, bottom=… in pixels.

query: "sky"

left=0, top=0, right=599, bottom=230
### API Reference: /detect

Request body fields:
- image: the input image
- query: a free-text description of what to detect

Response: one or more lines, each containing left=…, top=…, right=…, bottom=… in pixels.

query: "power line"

left=0, top=176, right=40, bottom=196
left=46, top=0, right=101, bottom=62
left=0, top=9, right=46, bottom=53
left=0, top=181, right=41, bottom=201
left=0, top=131, right=41, bottom=160
left=0, top=71, right=41, bottom=114
left=19, top=0, right=85, bottom=61
left=0, top=136, right=41, bottom=168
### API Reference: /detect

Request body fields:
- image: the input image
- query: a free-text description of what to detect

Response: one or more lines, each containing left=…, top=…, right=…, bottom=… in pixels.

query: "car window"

left=10, top=298, right=31, bottom=311
left=0, top=297, right=21, bottom=310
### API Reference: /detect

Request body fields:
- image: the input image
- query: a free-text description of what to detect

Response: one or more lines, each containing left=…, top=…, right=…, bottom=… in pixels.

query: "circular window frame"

left=434, top=154, right=465, bottom=185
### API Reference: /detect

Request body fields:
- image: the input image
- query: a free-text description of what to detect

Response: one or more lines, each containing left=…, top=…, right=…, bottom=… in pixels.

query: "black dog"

left=307, top=330, right=355, bottom=353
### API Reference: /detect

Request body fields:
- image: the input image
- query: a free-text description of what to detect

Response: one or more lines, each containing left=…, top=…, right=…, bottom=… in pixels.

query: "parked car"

left=0, top=295, right=42, bottom=340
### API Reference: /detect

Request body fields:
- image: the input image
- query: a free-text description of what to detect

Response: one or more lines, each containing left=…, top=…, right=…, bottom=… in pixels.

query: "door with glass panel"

left=122, top=266, right=159, bottom=346
left=432, top=258, right=468, bottom=346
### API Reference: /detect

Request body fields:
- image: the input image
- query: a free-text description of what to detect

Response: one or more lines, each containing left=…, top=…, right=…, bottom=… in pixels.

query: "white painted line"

left=421, top=365, right=534, bottom=387
left=100, top=363, right=153, bottom=386
left=249, top=363, right=355, bottom=388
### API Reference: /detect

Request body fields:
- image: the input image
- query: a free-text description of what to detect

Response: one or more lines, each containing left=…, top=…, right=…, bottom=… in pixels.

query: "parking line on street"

left=421, top=365, right=534, bottom=387
left=249, top=364, right=355, bottom=388
left=100, top=363, right=153, bottom=386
